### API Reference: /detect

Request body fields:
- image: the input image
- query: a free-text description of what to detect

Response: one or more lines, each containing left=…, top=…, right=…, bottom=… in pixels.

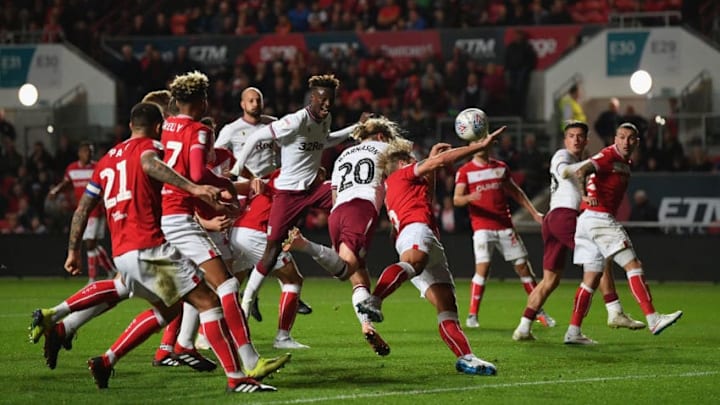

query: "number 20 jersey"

left=331, top=141, right=389, bottom=214
left=86, top=137, right=165, bottom=257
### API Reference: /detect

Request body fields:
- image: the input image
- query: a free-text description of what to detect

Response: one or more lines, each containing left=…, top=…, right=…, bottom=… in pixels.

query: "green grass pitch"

left=2, top=277, right=719, bottom=404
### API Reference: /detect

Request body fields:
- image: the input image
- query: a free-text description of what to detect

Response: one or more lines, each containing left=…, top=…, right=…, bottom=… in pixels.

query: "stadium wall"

left=2, top=232, right=717, bottom=282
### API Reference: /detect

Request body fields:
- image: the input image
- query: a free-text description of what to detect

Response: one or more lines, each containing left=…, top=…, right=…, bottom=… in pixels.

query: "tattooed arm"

left=65, top=194, right=100, bottom=275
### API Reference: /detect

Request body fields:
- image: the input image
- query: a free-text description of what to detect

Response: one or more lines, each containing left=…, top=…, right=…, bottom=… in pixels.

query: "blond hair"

left=169, top=71, right=209, bottom=103
left=376, top=137, right=415, bottom=177
left=308, top=74, right=340, bottom=90
left=351, top=116, right=403, bottom=141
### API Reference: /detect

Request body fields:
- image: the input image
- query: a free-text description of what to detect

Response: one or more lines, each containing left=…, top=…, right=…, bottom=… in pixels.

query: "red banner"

left=358, top=31, right=442, bottom=62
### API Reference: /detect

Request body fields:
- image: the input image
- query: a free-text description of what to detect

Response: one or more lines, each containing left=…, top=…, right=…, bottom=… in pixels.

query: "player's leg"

left=272, top=258, right=309, bottom=349
left=599, top=260, right=646, bottom=329
left=92, top=217, right=116, bottom=277
left=84, top=238, right=99, bottom=283
left=614, top=251, right=682, bottom=335
left=466, top=230, right=494, bottom=328
left=153, top=308, right=182, bottom=367
left=564, top=265, right=602, bottom=344
left=282, top=227, right=349, bottom=279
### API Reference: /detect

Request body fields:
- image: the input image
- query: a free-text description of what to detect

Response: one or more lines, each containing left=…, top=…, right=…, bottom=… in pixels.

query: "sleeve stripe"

left=85, top=182, right=102, bottom=198
left=190, top=144, right=205, bottom=151
left=269, top=122, right=277, bottom=140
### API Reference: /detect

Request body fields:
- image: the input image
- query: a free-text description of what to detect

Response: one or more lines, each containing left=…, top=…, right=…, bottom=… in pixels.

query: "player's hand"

left=430, top=143, right=452, bottom=157
left=466, top=190, right=482, bottom=202
left=64, top=250, right=82, bottom=276
left=192, top=184, right=223, bottom=204
left=582, top=195, right=598, bottom=207
left=480, top=126, right=506, bottom=147
left=249, top=177, right=265, bottom=197
left=205, top=215, right=234, bottom=232
left=358, top=112, right=376, bottom=123
left=48, top=188, right=59, bottom=199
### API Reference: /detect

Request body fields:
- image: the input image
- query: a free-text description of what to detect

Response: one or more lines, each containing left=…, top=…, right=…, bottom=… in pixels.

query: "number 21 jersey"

left=86, top=137, right=165, bottom=257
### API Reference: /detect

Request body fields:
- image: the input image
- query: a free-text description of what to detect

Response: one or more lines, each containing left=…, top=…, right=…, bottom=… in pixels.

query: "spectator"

left=558, top=83, right=586, bottom=131
left=687, top=145, right=713, bottom=172
left=377, top=0, right=402, bottom=29
left=28, top=141, right=54, bottom=175
left=629, top=189, right=659, bottom=233
left=545, top=0, right=573, bottom=24
left=151, top=12, right=172, bottom=36
left=621, top=105, right=649, bottom=138
left=481, top=63, right=508, bottom=115
left=496, top=135, right=519, bottom=170
left=0, top=109, right=16, bottom=141
left=461, top=72, right=482, bottom=109
left=595, top=97, right=621, bottom=146
left=288, top=1, right=310, bottom=32
left=0, top=135, right=23, bottom=177
left=504, top=29, right=537, bottom=118
left=516, top=133, right=547, bottom=199
left=41, top=10, right=65, bottom=42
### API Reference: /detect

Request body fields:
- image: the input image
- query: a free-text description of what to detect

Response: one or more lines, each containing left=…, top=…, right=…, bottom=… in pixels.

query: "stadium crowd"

left=0, top=0, right=709, bottom=236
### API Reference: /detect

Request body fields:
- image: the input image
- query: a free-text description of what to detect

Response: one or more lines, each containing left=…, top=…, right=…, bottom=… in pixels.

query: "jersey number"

left=99, top=160, right=131, bottom=208
left=337, top=158, right=374, bottom=192
left=165, top=141, right=183, bottom=168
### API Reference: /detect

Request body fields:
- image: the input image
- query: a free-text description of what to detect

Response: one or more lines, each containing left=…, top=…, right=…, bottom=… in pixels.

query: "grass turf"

left=2, top=278, right=718, bottom=404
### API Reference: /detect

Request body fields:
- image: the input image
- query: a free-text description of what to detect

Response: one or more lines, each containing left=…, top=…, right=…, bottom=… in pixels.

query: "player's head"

left=169, top=71, right=209, bottom=119
left=200, top=116, right=217, bottom=131
left=563, top=120, right=589, bottom=156
left=130, top=102, right=164, bottom=139
left=615, top=122, right=639, bottom=158
left=200, top=116, right=217, bottom=161
left=352, top=116, right=402, bottom=143
left=377, top=139, right=415, bottom=176
left=308, top=74, right=339, bottom=121
left=141, top=90, right=172, bottom=118
left=241, top=87, right=264, bottom=120
left=77, top=141, right=93, bottom=163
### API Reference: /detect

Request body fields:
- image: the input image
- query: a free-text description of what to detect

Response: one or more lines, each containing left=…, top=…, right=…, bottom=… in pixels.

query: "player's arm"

left=48, top=177, right=71, bottom=198
left=65, top=192, right=100, bottom=275
left=453, top=182, right=480, bottom=207
left=214, top=126, right=232, bottom=149
left=571, top=160, right=596, bottom=198
left=503, top=177, right=544, bottom=224
left=415, top=126, right=505, bottom=177
left=326, top=124, right=357, bottom=147
left=196, top=214, right=233, bottom=232
left=559, top=158, right=591, bottom=179
left=229, top=125, right=275, bottom=176
left=140, top=150, right=231, bottom=212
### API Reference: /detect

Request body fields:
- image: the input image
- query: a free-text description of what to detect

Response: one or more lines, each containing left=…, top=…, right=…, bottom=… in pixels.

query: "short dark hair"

left=569, top=84, right=579, bottom=94
left=563, top=120, right=589, bottom=134
left=130, top=102, right=164, bottom=131
left=78, top=141, right=93, bottom=150
left=618, top=122, right=639, bottom=136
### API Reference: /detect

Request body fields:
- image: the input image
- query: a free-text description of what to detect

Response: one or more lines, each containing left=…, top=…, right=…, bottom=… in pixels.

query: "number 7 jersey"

left=330, top=140, right=389, bottom=214
left=85, top=137, right=165, bottom=257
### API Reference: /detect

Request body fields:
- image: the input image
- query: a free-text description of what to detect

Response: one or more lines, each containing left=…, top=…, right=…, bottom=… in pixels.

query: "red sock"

left=521, top=277, right=536, bottom=295
left=96, top=245, right=116, bottom=273
left=603, top=292, right=619, bottom=304
left=154, top=310, right=182, bottom=361
left=65, top=280, right=121, bottom=312
left=627, top=270, right=655, bottom=315
left=373, top=263, right=411, bottom=300
left=87, top=250, right=98, bottom=280
left=468, top=281, right=485, bottom=316
left=200, top=308, right=241, bottom=375
left=438, top=315, right=472, bottom=357
left=570, top=283, right=594, bottom=327
left=110, top=309, right=163, bottom=360
left=220, top=291, right=251, bottom=347
left=523, top=307, right=538, bottom=321
left=278, top=287, right=299, bottom=333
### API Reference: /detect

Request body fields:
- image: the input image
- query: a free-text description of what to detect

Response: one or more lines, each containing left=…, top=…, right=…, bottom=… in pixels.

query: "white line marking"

left=249, top=371, right=718, bottom=405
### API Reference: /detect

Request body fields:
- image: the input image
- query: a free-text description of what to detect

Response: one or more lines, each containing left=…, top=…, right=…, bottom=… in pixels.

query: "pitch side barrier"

left=1, top=229, right=717, bottom=282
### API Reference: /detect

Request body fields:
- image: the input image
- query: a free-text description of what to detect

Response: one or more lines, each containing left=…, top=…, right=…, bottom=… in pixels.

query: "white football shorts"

left=82, top=216, right=106, bottom=241
left=395, top=222, right=454, bottom=297
left=573, top=210, right=633, bottom=270
left=229, top=226, right=292, bottom=275
left=161, top=214, right=221, bottom=266
left=471, top=227, right=528, bottom=264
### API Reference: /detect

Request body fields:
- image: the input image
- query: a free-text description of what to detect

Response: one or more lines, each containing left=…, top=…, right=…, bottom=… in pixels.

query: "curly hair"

left=169, top=71, right=209, bottom=103
left=351, top=116, right=404, bottom=141
left=376, top=137, right=415, bottom=177
left=308, top=74, right=340, bottom=90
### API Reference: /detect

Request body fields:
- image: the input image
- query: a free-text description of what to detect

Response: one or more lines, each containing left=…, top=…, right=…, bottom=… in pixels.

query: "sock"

left=626, top=269, right=655, bottom=315
left=351, top=284, right=371, bottom=324
left=155, top=309, right=182, bottom=361
left=242, top=268, right=266, bottom=310
left=603, top=292, right=623, bottom=315
left=53, top=279, right=124, bottom=320
left=437, top=311, right=472, bottom=357
left=96, top=245, right=117, bottom=274
left=373, top=262, right=415, bottom=300
left=520, top=276, right=536, bottom=295
left=62, top=302, right=114, bottom=334
left=277, top=284, right=300, bottom=337
left=87, top=249, right=98, bottom=281
left=303, top=240, right=347, bottom=278
left=175, top=302, right=200, bottom=351
left=468, top=274, right=485, bottom=316
left=517, top=307, right=538, bottom=333
left=108, top=308, right=165, bottom=364
left=199, top=307, right=244, bottom=379
left=570, top=283, right=595, bottom=327
left=217, top=278, right=251, bottom=346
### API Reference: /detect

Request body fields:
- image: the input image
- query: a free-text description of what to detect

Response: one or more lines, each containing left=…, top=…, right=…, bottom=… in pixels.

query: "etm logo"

left=658, top=197, right=720, bottom=224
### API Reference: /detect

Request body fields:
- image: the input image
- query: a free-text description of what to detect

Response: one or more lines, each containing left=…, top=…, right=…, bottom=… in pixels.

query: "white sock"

left=351, top=285, right=371, bottom=325
left=276, top=330, right=290, bottom=340
left=567, top=324, right=581, bottom=336
left=472, top=274, right=485, bottom=286
left=518, top=316, right=532, bottom=333
left=239, top=344, right=259, bottom=369
left=309, top=243, right=347, bottom=278
left=243, top=268, right=266, bottom=306
left=62, top=303, right=111, bottom=334
left=51, top=302, right=71, bottom=321
left=176, top=302, right=199, bottom=350
left=605, top=300, right=623, bottom=315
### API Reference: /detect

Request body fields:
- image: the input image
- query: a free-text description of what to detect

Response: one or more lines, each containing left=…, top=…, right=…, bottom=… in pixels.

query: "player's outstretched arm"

left=229, top=125, right=275, bottom=176
left=416, top=126, right=506, bottom=176
left=66, top=193, right=100, bottom=275
left=504, top=177, right=544, bottom=223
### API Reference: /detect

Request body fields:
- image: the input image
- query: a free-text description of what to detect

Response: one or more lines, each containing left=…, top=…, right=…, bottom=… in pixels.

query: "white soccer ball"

left=454, top=108, right=489, bottom=142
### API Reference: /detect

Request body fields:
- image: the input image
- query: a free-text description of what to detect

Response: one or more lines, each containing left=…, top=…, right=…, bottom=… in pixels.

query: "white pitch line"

left=249, top=371, right=719, bottom=405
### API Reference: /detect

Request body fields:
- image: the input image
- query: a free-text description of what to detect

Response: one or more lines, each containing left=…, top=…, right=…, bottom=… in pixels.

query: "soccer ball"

left=454, top=108, right=489, bottom=141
